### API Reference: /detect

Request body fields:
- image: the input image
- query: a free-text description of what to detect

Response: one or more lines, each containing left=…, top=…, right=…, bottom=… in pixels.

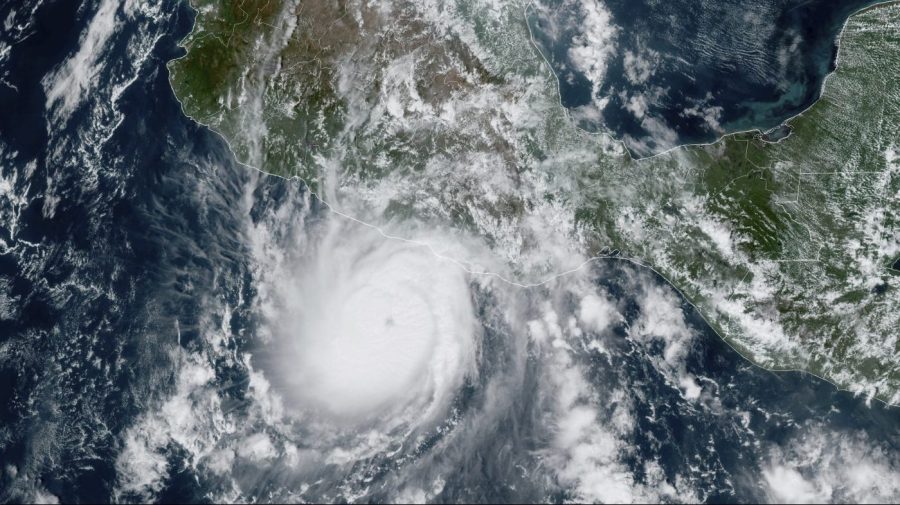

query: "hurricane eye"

left=258, top=219, right=479, bottom=423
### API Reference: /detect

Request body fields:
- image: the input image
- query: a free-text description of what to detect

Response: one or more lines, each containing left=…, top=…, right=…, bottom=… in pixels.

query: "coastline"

left=524, top=0, right=900, bottom=162
left=165, top=0, right=900, bottom=407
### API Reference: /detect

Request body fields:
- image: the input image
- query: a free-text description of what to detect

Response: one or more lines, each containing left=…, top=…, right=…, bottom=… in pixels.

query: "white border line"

left=164, top=0, right=900, bottom=407
left=523, top=0, right=900, bottom=161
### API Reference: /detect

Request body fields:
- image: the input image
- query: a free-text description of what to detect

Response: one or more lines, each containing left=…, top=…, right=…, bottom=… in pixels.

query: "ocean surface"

left=0, top=0, right=897, bottom=502
left=528, top=0, right=882, bottom=157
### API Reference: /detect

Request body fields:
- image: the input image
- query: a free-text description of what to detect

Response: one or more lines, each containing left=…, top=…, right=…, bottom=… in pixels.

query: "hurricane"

left=1, top=0, right=898, bottom=503
left=253, top=213, right=480, bottom=424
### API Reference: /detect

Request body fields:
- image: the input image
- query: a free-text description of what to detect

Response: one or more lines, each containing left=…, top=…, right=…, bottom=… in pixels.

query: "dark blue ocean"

left=528, top=0, right=882, bottom=157
left=0, top=0, right=896, bottom=502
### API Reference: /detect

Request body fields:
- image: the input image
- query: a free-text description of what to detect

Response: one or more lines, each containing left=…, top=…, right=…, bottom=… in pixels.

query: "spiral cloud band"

left=264, top=217, right=479, bottom=422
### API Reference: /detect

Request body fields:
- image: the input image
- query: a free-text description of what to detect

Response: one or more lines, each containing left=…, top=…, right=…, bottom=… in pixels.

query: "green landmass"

left=170, top=1, right=899, bottom=402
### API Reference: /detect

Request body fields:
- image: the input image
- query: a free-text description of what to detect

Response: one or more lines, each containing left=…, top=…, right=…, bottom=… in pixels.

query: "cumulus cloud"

left=528, top=293, right=698, bottom=504
left=115, top=356, right=222, bottom=500
left=623, top=47, right=659, bottom=85
left=628, top=276, right=706, bottom=401
left=762, top=426, right=900, bottom=504
left=530, top=305, right=643, bottom=503
left=566, top=0, right=618, bottom=96
left=681, top=94, right=725, bottom=133
left=578, top=292, right=620, bottom=333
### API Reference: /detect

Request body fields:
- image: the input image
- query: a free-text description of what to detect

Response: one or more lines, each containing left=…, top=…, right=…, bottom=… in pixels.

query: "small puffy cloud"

left=566, top=0, right=618, bottom=94
left=578, top=293, right=620, bottom=334
left=762, top=427, right=900, bottom=503
left=763, top=465, right=825, bottom=504
left=623, top=48, right=659, bottom=85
